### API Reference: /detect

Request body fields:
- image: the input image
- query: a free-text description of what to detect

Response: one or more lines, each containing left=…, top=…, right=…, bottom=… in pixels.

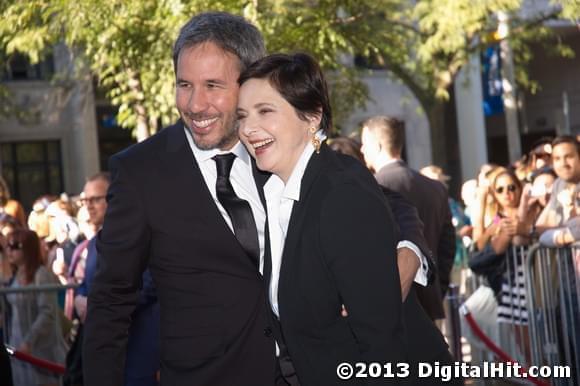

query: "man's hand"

left=397, top=247, right=420, bottom=301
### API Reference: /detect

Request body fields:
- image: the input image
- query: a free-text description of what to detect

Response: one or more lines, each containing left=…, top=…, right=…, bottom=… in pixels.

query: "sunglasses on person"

left=6, top=241, right=23, bottom=251
left=495, top=184, right=517, bottom=194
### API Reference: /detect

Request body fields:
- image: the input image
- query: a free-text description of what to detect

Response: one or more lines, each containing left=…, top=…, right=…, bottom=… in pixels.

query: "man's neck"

left=373, top=152, right=401, bottom=172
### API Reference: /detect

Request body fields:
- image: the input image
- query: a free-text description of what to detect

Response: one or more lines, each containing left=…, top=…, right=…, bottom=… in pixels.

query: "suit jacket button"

left=264, top=327, right=273, bottom=337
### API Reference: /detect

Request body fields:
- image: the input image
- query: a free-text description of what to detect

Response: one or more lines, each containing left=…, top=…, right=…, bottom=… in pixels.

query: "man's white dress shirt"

left=184, top=128, right=266, bottom=270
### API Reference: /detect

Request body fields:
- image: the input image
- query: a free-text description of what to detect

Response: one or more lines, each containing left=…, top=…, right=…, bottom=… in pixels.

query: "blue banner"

left=481, top=44, right=504, bottom=116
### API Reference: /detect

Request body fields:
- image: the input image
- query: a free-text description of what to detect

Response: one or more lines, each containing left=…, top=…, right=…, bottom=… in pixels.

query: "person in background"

left=0, top=214, right=19, bottom=386
left=77, top=172, right=160, bottom=386
left=539, top=191, right=580, bottom=247
left=328, top=136, right=435, bottom=299
left=460, top=179, right=478, bottom=234
left=517, top=167, right=557, bottom=237
left=1, top=214, right=21, bottom=284
left=0, top=176, right=26, bottom=228
left=4, top=229, right=66, bottom=386
left=526, top=138, right=553, bottom=180
left=27, top=195, right=58, bottom=262
left=420, top=165, right=472, bottom=290
left=481, top=169, right=530, bottom=360
left=533, top=136, right=580, bottom=233
left=45, top=197, right=80, bottom=285
left=473, top=166, right=507, bottom=250
left=420, top=166, right=472, bottom=248
left=360, top=116, right=456, bottom=322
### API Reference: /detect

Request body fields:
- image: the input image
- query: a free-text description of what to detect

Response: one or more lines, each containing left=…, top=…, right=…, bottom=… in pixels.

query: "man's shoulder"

left=110, top=122, right=181, bottom=168
left=551, top=177, right=580, bottom=193
left=375, top=161, right=407, bottom=183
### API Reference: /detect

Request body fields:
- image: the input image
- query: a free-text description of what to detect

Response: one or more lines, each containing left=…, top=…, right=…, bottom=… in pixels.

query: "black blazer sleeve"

left=319, top=182, right=406, bottom=369
left=83, top=154, right=151, bottom=386
left=380, top=186, right=435, bottom=283
left=436, top=202, right=456, bottom=297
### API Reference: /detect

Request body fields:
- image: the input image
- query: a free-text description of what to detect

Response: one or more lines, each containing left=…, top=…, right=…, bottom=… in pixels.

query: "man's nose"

left=188, top=88, right=209, bottom=113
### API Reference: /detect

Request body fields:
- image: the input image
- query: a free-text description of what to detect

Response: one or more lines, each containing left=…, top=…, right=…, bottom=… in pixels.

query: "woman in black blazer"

left=237, top=53, right=459, bottom=386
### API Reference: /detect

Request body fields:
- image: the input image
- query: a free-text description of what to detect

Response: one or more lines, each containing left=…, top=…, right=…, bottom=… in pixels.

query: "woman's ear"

left=307, top=110, right=323, bottom=130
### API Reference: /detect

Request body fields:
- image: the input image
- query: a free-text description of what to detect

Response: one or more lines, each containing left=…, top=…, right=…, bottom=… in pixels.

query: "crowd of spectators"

left=0, top=174, right=119, bottom=386
left=421, top=135, right=580, bottom=366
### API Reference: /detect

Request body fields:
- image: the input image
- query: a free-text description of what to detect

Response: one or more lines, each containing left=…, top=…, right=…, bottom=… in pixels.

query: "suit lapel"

left=277, top=145, right=331, bottom=314
left=158, top=123, right=212, bottom=224
left=159, top=123, right=250, bottom=258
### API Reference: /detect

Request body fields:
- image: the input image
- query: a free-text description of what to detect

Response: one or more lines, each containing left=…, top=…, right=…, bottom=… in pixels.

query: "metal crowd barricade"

left=0, top=283, right=77, bottom=379
left=451, top=242, right=578, bottom=385
left=526, top=243, right=579, bottom=386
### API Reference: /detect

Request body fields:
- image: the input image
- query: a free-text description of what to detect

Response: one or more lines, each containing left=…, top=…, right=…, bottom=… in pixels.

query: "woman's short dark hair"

left=238, top=53, right=332, bottom=133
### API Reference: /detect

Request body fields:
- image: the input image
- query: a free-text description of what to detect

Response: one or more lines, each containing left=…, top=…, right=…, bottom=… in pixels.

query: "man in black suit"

left=83, top=12, right=277, bottom=386
left=361, top=115, right=455, bottom=321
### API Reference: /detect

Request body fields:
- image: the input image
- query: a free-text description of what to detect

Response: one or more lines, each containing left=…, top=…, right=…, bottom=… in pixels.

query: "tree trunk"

left=427, top=99, right=448, bottom=168
left=134, top=102, right=150, bottom=142
left=127, top=69, right=151, bottom=142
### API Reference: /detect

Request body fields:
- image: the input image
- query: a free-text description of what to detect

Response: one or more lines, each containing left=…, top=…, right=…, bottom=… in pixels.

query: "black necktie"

left=213, top=153, right=260, bottom=267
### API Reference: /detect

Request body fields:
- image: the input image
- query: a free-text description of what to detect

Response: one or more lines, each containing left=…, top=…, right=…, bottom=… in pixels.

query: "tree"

left=342, top=0, right=578, bottom=165
left=1, top=0, right=579, bottom=150
left=0, top=0, right=375, bottom=140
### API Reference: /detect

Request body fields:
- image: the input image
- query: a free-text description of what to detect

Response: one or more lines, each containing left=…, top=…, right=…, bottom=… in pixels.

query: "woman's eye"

left=259, top=109, right=272, bottom=114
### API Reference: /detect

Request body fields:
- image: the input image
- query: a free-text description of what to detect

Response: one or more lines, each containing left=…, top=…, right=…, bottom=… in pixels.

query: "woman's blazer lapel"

left=277, top=145, right=332, bottom=312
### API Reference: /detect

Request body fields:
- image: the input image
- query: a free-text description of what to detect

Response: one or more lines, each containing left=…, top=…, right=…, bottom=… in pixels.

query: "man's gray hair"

left=173, top=12, right=266, bottom=72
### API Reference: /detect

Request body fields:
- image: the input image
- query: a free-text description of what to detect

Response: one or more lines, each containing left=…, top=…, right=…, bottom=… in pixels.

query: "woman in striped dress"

left=485, top=169, right=531, bottom=361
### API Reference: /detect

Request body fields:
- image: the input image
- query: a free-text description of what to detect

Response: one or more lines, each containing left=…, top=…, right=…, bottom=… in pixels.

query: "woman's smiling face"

left=237, top=78, right=316, bottom=183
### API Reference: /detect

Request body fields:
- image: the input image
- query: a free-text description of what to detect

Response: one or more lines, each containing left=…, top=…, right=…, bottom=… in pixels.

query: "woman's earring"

left=309, top=126, right=321, bottom=154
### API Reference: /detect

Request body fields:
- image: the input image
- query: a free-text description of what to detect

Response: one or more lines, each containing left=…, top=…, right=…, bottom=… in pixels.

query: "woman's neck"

left=500, top=206, right=518, bottom=218
left=15, top=266, right=29, bottom=284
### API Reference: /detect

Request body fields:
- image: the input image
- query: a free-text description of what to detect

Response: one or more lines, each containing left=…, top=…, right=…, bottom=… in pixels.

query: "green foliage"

left=1, top=0, right=578, bottom=139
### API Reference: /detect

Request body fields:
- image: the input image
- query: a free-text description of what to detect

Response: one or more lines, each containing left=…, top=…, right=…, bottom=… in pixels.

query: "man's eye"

left=259, top=109, right=272, bottom=114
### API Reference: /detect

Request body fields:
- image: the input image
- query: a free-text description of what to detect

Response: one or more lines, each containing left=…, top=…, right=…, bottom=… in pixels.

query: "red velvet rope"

left=5, top=345, right=65, bottom=375
left=460, top=305, right=551, bottom=386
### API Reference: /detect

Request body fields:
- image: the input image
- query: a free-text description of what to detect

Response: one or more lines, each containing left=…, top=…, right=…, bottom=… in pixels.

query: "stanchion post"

left=446, top=283, right=462, bottom=361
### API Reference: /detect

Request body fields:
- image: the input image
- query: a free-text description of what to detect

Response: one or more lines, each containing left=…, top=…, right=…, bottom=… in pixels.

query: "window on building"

left=96, top=105, right=137, bottom=170
left=1, top=52, right=54, bottom=81
left=0, top=140, right=63, bottom=212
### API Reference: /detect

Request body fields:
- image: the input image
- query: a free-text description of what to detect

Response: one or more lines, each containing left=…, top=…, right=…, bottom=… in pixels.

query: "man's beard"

left=184, top=115, right=238, bottom=151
